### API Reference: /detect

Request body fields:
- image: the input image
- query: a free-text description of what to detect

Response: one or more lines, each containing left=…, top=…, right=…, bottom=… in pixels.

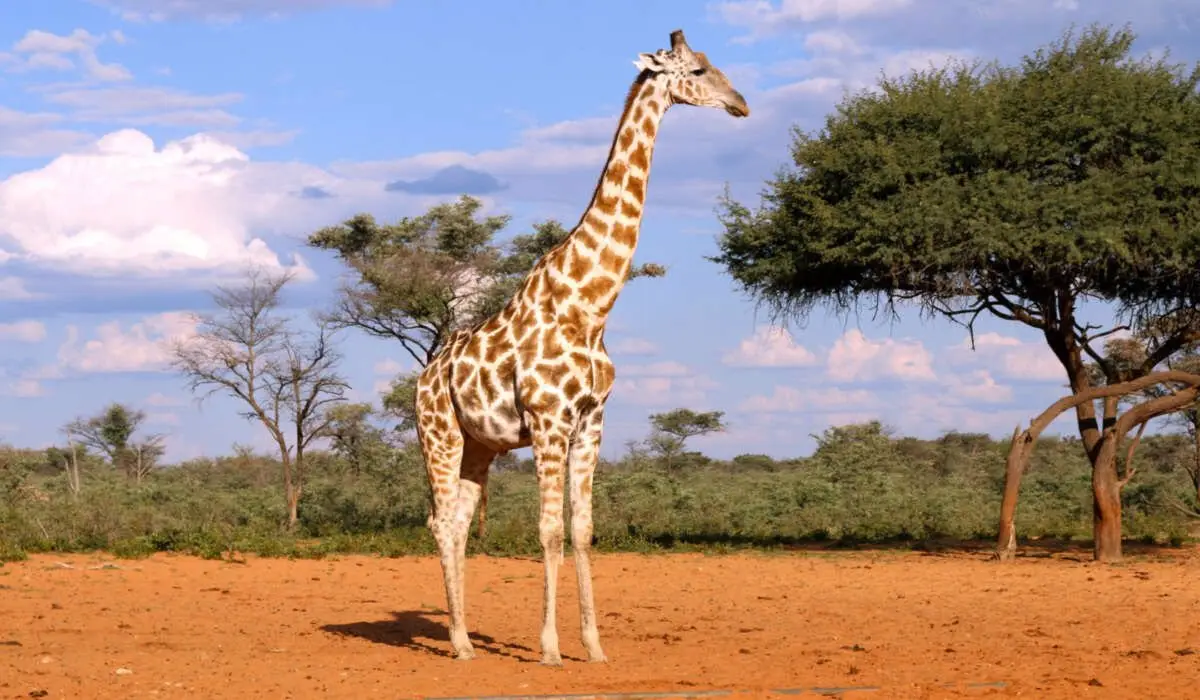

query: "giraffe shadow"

left=320, top=610, right=563, bottom=662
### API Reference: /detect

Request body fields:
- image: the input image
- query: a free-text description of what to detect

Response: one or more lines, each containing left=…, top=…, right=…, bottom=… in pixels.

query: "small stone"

left=39, top=656, right=53, bottom=665
left=115, top=668, right=133, bottom=676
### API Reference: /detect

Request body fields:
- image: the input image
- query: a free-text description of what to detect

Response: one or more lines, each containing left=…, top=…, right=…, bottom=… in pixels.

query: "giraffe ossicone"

left=412, top=27, right=749, bottom=665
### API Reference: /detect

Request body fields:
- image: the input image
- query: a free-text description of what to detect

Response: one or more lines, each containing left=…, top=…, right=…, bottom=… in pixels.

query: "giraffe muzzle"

left=725, top=92, right=750, bottom=118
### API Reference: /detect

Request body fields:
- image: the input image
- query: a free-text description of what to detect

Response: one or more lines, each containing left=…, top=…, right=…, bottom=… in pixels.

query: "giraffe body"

left=413, top=29, right=749, bottom=665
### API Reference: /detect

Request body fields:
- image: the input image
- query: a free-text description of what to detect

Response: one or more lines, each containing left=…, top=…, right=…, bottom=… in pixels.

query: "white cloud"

left=37, top=86, right=245, bottom=127
left=0, top=129, right=324, bottom=280
left=6, top=29, right=131, bottom=82
left=610, top=337, right=659, bottom=356
left=712, top=0, right=914, bottom=42
left=91, top=0, right=393, bottom=22
left=144, top=392, right=185, bottom=406
left=804, top=29, right=867, bottom=55
left=827, top=329, right=936, bottom=382
left=0, top=277, right=37, bottom=300
left=612, top=361, right=718, bottom=407
left=942, top=369, right=1013, bottom=404
left=946, top=332, right=1064, bottom=383
left=199, top=129, right=301, bottom=149
left=56, top=311, right=198, bottom=374
left=739, top=385, right=875, bottom=413
left=0, top=377, right=44, bottom=398
left=0, top=320, right=47, bottom=342
left=723, top=325, right=819, bottom=367
left=0, top=106, right=91, bottom=157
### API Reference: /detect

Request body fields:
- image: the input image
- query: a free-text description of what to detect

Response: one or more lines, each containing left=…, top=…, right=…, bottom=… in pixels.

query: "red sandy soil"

left=2, top=546, right=1199, bottom=699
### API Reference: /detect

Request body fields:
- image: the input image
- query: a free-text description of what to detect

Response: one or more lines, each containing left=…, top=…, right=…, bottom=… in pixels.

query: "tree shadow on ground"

left=320, top=609, right=572, bottom=662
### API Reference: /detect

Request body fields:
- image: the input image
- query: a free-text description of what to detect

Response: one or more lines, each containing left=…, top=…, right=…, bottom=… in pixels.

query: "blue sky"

left=1, top=0, right=1197, bottom=462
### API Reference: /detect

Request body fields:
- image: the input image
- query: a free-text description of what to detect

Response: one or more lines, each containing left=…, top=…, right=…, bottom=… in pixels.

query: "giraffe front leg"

left=418, top=421, right=474, bottom=660
left=530, top=413, right=571, bottom=666
left=568, top=405, right=607, bottom=663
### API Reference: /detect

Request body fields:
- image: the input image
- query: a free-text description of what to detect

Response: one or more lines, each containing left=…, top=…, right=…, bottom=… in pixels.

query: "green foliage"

left=65, top=402, right=153, bottom=476
left=380, top=371, right=420, bottom=435
left=645, top=408, right=727, bottom=470
left=2, top=423, right=1197, bottom=561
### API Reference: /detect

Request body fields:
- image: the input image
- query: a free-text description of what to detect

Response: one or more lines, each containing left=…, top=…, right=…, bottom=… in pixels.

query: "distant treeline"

left=2, top=421, right=1198, bottom=562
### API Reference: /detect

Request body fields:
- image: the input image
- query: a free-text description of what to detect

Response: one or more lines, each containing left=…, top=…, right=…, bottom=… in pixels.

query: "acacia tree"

left=64, top=403, right=162, bottom=480
left=646, top=408, right=727, bottom=471
left=171, top=267, right=349, bottom=530
left=710, top=25, right=1200, bottom=561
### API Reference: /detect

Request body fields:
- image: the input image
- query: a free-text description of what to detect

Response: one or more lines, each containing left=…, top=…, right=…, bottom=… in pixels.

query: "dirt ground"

left=2, top=546, right=1199, bottom=699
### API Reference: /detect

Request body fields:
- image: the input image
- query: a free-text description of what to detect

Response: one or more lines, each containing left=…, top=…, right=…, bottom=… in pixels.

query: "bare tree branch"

left=170, top=265, right=349, bottom=529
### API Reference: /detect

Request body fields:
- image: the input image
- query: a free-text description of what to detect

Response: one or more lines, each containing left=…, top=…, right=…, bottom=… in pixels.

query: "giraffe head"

left=634, top=29, right=750, bottom=118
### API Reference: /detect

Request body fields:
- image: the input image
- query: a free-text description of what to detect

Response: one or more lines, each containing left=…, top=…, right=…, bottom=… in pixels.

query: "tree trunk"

left=280, top=449, right=299, bottom=531
left=1192, top=425, right=1200, bottom=505
left=993, top=371, right=1200, bottom=562
left=286, top=482, right=301, bottom=531
left=287, top=445, right=304, bottom=531
left=66, top=436, right=81, bottom=503
left=1091, top=432, right=1123, bottom=562
left=996, top=426, right=1027, bottom=561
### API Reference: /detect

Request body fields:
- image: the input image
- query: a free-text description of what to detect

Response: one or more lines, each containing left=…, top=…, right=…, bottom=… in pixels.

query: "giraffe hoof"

left=453, top=647, right=477, bottom=661
left=587, top=653, right=608, bottom=664
left=539, top=653, right=564, bottom=667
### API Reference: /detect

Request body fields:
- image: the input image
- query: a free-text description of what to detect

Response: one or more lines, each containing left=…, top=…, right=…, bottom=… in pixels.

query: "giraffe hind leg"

left=448, top=437, right=495, bottom=653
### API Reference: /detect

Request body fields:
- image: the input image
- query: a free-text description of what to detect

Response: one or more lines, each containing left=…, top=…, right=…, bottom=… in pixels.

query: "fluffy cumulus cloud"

left=942, top=369, right=1014, bottom=404
left=945, top=332, right=1066, bottom=383
left=725, top=325, right=1060, bottom=452
left=0, top=129, right=403, bottom=282
left=55, top=311, right=199, bottom=374
left=723, top=325, right=818, bottom=367
left=611, top=361, right=718, bottom=407
left=90, top=0, right=393, bottom=22
left=0, top=320, right=47, bottom=342
left=826, top=329, right=936, bottom=383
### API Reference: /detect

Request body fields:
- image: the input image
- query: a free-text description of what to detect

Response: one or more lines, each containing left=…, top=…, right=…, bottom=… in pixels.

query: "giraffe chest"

left=513, top=324, right=614, bottom=415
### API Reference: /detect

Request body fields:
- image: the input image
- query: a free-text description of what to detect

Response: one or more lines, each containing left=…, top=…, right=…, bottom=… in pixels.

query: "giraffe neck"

left=539, top=71, right=670, bottom=321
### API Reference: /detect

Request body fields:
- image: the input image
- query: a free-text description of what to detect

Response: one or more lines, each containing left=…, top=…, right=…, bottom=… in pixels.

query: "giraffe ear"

left=634, top=52, right=663, bottom=73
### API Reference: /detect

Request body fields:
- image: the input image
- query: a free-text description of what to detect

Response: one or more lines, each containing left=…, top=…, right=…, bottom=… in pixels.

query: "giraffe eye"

left=690, top=68, right=707, bottom=76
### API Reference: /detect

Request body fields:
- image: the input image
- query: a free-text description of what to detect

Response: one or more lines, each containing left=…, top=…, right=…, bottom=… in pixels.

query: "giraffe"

left=413, top=28, right=749, bottom=665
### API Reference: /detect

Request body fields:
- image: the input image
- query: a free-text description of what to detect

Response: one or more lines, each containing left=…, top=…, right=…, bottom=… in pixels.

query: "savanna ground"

left=4, top=424, right=1200, bottom=698
left=2, top=545, right=1200, bottom=699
